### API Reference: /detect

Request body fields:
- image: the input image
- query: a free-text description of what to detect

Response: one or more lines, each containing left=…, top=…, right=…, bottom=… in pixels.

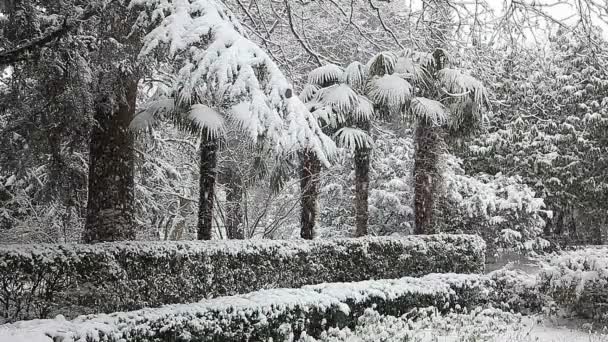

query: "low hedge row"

left=0, top=273, right=492, bottom=342
left=0, top=234, right=485, bottom=322
left=538, top=247, right=608, bottom=322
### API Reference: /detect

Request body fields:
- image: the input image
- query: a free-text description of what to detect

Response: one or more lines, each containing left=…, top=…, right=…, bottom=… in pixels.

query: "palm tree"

left=301, top=63, right=374, bottom=238
left=366, top=49, right=488, bottom=234
left=131, top=0, right=334, bottom=240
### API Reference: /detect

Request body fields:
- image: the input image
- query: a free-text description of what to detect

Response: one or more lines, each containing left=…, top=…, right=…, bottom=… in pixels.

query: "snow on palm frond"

left=367, top=74, right=412, bottom=109
left=400, top=49, right=435, bottom=69
left=394, top=55, right=429, bottom=83
left=188, top=104, right=225, bottom=140
left=130, top=97, right=175, bottom=131
left=316, top=84, right=359, bottom=114
left=342, top=61, right=367, bottom=89
left=353, top=96, right=374, bottom=122
left=333, top=127, right=374, bottom=151
left=410, top=97, right=448, bottom=126
left=438, top=69, right=489, bottom=108
left=313, top=105, right=345, bottom=129
left=133, top=0, right=333, bottom=161
left=308, top=64, right=344, bottom=86
left=299, top=84, right=320, bottom=103
left=279, top=96, right=336, bottom=166
left=367, top=51, right=397, bottom=76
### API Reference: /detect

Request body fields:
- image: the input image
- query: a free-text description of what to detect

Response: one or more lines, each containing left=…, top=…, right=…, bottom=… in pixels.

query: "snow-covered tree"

left=130, top=0, right=335, bottom=239
left=300, top=62, right=374, bottom=238
left=365, top=48, right=489, bottom=234
left=463, top=28, right=608, bottom=244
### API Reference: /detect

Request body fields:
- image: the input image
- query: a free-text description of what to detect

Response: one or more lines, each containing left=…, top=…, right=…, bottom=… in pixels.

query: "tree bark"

left=197, top=137, right=218, bottom=240
left=83, top=77, right=138, bottom=243
left=225, top=167, right=244, bottom=239
left=300, top=149, right=321, bottom=239
left=354, top=146, right=370, bottom=237
left=413, top=122, right=442, bottom=234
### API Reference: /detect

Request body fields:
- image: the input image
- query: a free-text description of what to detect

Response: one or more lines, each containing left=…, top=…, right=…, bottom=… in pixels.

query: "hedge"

left=0, top=234, right=485, bottom=323
left=0, top=273, right=492, bottom=342
left=538, top=247, right=608, bottom=322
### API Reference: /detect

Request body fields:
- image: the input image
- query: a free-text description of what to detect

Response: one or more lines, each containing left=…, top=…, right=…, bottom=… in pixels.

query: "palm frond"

left=333, top=127, right=374, bottom=151
left=367, top=52, right=397, bottom=76
left=316, top=84, right=359, bottom=114
left=353, top=95, right=374, bottom=122
left=438, top=68, right=489, bottom=107
left=129, top=97, right=175, bottom=131
left=188, top=104, right=226, bottom=140
left=342, top=61, right=367, bottom=89
left=313, top=105, right=345, bottom=129
left=410, top=97, right=448, bottom=126
left=394, top=54, right=429, bottom=84
left=308, top=64, right=344, bottom=86
left=367, top=74, right=412, bottom=109
left=299, top=84, right=320, bottom=103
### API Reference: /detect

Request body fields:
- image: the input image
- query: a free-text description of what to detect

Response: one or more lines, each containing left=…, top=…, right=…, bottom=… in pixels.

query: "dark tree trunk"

left=197, top=137, right=218, bottom=240
left=413, top=122, right=442, bottom=235
left=225, top=167, right=244, bottom=239
left=354, top=146, right=370, bottom=237
left=83, top=77, right=138, bottom=243
left=300, top=149, right=321, bottom=240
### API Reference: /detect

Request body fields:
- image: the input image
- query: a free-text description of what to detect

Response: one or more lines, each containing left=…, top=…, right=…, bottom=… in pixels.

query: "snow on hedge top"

left=0, top=234, right=485, bottom=263
left=540, top=247, right=608, bottom=296
left=0, top=288, right=342, bottom=342
left=0, top=272, right=489, bottom=342
left=130, top=0, right=334, bottom=162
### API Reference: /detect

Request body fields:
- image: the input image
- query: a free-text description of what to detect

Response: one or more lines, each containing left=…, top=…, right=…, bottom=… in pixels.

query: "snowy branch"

left=0, top=6, right=98, bottom=67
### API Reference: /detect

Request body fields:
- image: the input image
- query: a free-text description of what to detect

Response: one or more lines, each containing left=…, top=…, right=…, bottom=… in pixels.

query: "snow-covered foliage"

left=539, top=247, right=608, bottom=322
left=130, top=0, right=335, bottom=163
left=0, top=272, right=498, bottom=342
left=295, top=305, right=608, bottom=342
left=313, top=127, right=414, bottom=237
left=462, top=30, right=608, bottom=243
left=438, top=156, right=549, bottom=254
left=0, top=234, right=485, bottom=322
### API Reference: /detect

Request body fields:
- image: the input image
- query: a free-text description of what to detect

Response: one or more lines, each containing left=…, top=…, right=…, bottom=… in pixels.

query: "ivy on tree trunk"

left=354, top=145, right=370, bottom=237
left=224, top=167, right=244, bottom=239
left=197, top=137, right=218, bottom=240
left=413, top=122, right=442, bottom=235
left=300, top=149, right=321, bottom=240
left=83, top=77, right=138, bottom=243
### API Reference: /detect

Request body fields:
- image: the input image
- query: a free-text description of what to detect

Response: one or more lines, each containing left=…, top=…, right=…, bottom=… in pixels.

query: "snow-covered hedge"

left=0, top=234, right=485, bottom=322
left=0, top=273, right=491, bottom=342
left=487, top=269, right=545, bottom=314
left=539, top=247, right=608, bottom=322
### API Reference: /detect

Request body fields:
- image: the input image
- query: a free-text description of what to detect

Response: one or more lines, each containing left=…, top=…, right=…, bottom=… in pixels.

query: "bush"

left=436, top=156, right=549, bottom=256
left=0, top=234, right=485, bottom=322
left=538, top=247, right=608, bottom=322
left=0, top=273, right=492, bottom=342
left=487, top=269, right=545, bottom=314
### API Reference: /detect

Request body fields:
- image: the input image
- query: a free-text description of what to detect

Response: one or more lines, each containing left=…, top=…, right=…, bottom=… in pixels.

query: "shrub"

left=487, top=269, right=545, bottom=314
left=0, top=234, right=485, bottom=322
left=0, top=273, right=491, bottom=342
left=538, top=247, right=608, bottom=322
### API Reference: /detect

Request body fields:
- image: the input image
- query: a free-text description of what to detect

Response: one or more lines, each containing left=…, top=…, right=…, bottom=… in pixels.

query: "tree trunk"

left=225, top=167, right=244, bottom=239
left=300, top=149, right=321, bottom=239
left=413, top=122, right=442, bottom=235
left=83, top=77, right=138, bottom=243
left=354, top=146, right=370, bottom=237
left=197, top=137, right=218, bottom=240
